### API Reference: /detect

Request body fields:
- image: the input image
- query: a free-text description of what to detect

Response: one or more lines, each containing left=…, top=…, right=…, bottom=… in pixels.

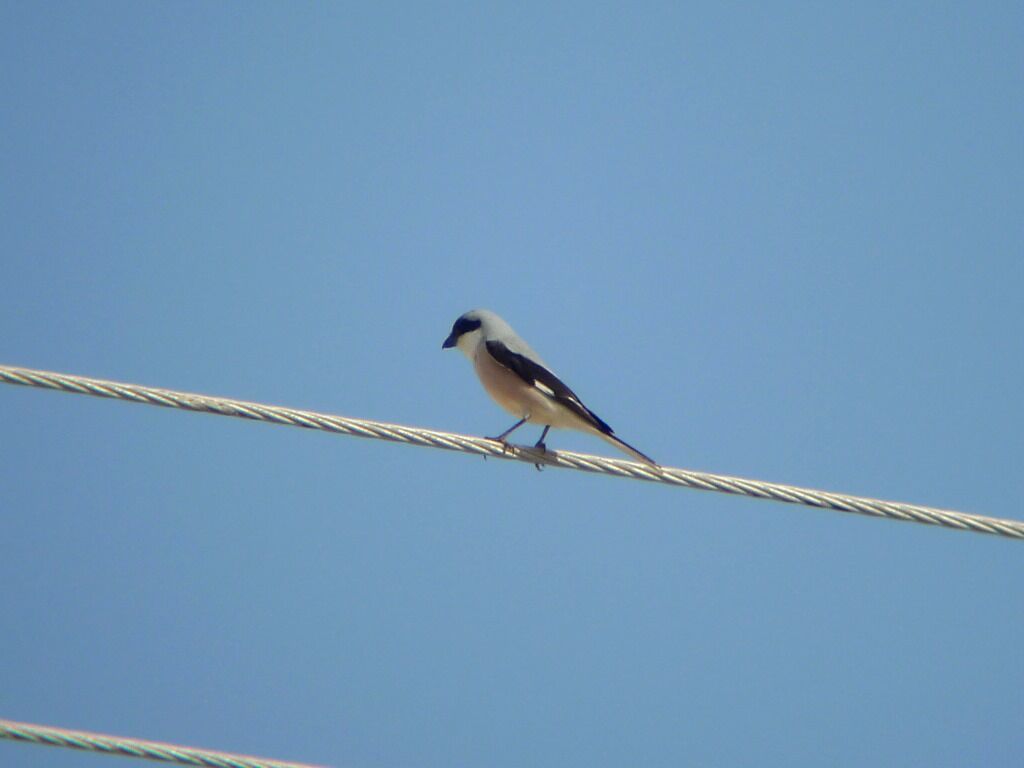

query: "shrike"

left=442, top=309, right=657, bottom=466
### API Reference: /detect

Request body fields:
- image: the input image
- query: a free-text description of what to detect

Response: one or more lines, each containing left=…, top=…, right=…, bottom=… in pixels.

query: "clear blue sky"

left=2, top=3, right=1022, bottom=767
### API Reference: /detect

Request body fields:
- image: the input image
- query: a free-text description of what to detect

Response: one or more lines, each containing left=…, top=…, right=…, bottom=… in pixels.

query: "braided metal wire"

left=0, top=717, right=325, bottom=767
left=2, top=364, right=1021, bottom=540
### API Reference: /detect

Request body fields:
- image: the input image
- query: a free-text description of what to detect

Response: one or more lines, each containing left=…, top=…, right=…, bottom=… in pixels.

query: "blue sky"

left=1, top=3, right=1022, bottom=767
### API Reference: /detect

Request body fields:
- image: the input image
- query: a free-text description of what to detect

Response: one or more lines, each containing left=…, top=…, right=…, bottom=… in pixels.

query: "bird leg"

left=530, top=425, right=551, bottom=471
left=487, top=417, right=527, bottom=453
left=534, top=425, right=550, bottom=453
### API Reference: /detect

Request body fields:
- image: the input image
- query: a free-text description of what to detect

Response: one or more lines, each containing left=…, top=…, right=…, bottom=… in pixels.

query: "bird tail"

left=599, top=432, right=658, bottom=467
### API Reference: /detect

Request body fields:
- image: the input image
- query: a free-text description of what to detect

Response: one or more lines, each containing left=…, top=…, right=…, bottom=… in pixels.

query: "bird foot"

left=532, top=442, right=548, bottom=471
left=486, top=436, right=514, bottom=454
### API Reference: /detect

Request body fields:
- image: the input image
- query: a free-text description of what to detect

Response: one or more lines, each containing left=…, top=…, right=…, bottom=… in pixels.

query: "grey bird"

left=442, top=309, right=657, bottom=466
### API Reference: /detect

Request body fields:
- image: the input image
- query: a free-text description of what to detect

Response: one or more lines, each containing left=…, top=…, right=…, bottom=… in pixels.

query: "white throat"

left=455, top=328, right=484, bottom=359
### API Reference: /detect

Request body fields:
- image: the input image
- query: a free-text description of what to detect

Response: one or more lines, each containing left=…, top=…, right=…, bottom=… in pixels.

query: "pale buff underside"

left=472, top=343, right=599, bottom=433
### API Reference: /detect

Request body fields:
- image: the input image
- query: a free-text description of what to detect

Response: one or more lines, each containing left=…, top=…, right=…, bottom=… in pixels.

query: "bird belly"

left=472, top=349, right=592, bottom=430
left=473, top=348, right=534, bottom=417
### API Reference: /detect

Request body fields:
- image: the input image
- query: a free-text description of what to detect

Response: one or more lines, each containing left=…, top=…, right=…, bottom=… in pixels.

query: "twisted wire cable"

left=0, top=717, right=326, bottom=767
left=1, top=364, right=1020, bottom=540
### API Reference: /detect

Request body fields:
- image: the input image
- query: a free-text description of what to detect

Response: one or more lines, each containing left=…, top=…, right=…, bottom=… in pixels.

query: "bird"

left=442, top=309, right=657, bottom=466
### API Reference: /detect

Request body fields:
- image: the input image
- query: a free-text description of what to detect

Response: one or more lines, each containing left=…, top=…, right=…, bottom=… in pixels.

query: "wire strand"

left=0, top=717, right=326, bottom=768
left=1, top=364, right=1020, bottom=540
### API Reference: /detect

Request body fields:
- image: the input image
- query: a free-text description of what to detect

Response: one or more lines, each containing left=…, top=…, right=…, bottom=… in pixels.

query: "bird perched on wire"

left=442, top=309, right=657, bottom=466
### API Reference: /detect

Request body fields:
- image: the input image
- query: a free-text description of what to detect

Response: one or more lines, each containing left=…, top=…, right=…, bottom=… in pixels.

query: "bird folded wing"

left=484, top=340, right=613, bottom=435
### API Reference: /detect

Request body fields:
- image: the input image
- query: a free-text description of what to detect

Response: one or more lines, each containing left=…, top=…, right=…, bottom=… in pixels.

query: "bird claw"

left=532, top=442, right=548, bottom=471
left=483, top=436, right=549, bottom=471
left=486, top=437, right=514, bottom=454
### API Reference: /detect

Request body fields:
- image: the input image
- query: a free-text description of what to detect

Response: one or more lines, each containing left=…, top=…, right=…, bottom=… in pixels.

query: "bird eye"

left=454, top=317, right=481, bottom=336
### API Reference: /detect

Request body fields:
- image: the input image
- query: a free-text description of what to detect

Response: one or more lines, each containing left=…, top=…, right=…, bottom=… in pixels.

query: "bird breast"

left=472, top=346, right=582, bottom=429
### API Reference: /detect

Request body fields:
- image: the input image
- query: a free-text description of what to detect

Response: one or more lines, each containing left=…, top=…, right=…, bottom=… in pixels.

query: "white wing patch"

left=533, top=381, right=556, bottom=397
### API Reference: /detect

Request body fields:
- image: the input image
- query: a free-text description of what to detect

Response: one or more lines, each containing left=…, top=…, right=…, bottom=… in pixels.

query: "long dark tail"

left=600, top=432, right=658, bottom=467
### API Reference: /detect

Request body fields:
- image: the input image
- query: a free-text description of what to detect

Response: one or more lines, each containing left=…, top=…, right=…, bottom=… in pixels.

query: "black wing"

left=485, top=340, right=613, bottom=435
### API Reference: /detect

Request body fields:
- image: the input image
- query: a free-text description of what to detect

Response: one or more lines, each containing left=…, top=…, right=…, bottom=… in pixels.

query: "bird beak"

left=442, top=333, right=457, bottom=349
